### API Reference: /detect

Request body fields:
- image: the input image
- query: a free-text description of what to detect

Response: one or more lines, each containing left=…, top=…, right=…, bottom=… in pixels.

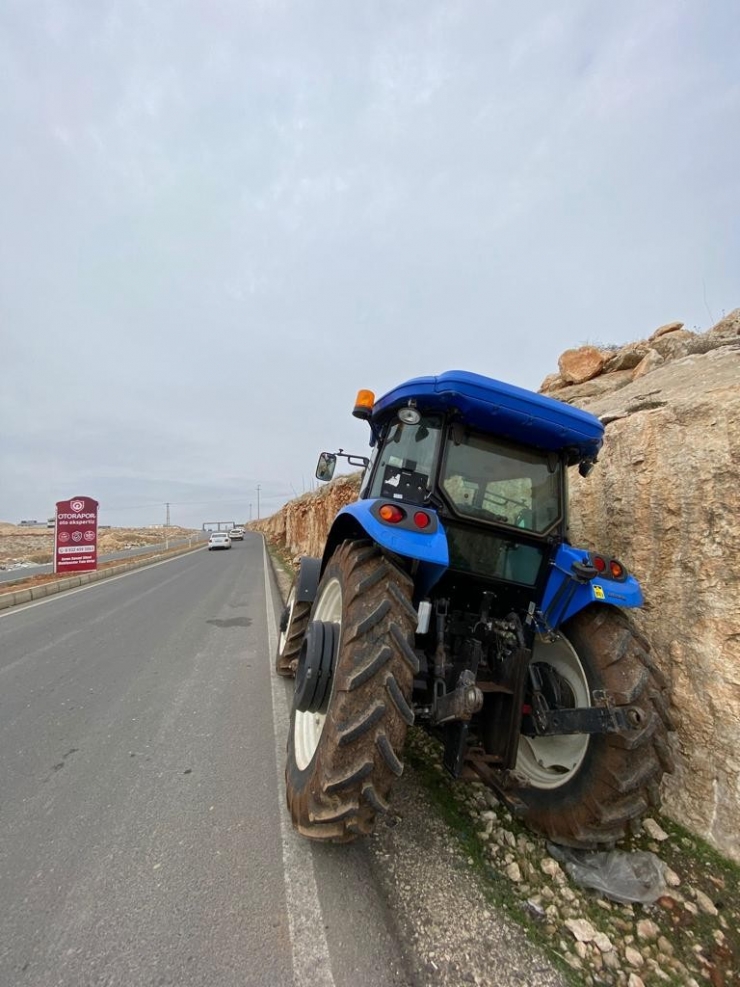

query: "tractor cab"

left=317, top=370, right=601, bottom=598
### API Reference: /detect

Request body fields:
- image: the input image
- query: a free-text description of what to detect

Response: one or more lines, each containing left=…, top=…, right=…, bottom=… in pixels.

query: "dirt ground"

left=0, top=523, right=199, bottom=569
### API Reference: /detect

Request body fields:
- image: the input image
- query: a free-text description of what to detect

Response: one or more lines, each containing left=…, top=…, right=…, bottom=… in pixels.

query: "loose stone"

left=693, top=888, right=718, bottom=916
left=593, top=931, right=614, bottom=953
left=657, top=935, right=674, bottom=956
left=603, top=950, right=621, bottom=971
left=564, top=918, right=598, bottom=942
left=625, top=945, right=645, bottom=968
left=636, top=918, right=661, bottom=941
left=505, top=862, right=522, bottom=883
left=642, top=816, right=668, bottom=843
left=540, top=857, right=562, bottom=878
left=663, top=866, right=681, bottom=887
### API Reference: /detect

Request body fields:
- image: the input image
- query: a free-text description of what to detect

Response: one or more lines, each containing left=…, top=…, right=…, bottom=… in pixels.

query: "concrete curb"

left=0, top=542, right=206, bottom=611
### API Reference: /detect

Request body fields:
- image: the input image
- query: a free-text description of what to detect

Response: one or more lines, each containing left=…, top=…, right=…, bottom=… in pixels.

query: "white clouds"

left=1, top=0, right=737, bottom=525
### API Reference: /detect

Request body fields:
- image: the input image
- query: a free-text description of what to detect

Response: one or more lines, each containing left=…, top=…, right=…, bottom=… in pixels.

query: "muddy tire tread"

left=286, top=540, right=417, bottom=841
left=516, top=604, right=676, bottom=848
left=274, top=590, right=311, bottom=678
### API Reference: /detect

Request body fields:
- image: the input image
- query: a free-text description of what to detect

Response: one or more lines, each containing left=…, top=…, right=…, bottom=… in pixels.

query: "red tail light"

left=413, top=511, right=431, bottom=529
left=593, top=555, right=607, bottom=573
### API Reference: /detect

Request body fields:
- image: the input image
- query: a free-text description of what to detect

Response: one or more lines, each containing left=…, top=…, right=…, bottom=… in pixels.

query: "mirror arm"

left=336, top=449, right=370, bottom=469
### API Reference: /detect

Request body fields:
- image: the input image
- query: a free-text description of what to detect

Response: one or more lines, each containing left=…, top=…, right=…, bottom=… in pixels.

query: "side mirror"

left=315, top=452, right=337, bottom=482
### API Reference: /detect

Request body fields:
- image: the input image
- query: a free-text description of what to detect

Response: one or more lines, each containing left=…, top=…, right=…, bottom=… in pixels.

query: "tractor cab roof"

left=371, top=370, right=604, bottom=464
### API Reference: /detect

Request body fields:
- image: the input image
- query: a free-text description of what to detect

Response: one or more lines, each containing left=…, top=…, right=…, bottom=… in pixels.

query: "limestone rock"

left=625, top=945, right=645, bottom=968
left=636, top=918, right=661, bottom=941
left=545, top=369, right=634, bottom=406
left=705, top=307, right=740, bottom=340
left=647, top=329, right=696, bottom=361
left=566, top=341, right=740, bottom=864
left=603, top=341, right=651, bottom=372
left=631, top=349, right=665, bottom=379
left=539, top=372, right=567, bottom=392
left=505, top=862, right=522, bottom=883
left=558, top=346, right=606, bottom=384
left=564, top=918, right=598, bottom=942
left=650, top=321, right=684, bottom=339
left=693, top=888, right=718, bottom=916
left=251, top=472, right=361, bottom=559
left=642, top=818, right=669, bottom=841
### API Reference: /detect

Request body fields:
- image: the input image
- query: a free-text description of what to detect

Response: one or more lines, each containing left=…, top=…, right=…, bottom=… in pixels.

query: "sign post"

left=53, top=496, right=99, bottom=574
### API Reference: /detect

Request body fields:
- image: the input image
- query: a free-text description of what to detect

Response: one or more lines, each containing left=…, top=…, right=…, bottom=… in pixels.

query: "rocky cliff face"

left=254, top=473, right=361, bottom=560
left=539, top=310, right=740, bottom=863
left=254, top=310, right=740, bottom=862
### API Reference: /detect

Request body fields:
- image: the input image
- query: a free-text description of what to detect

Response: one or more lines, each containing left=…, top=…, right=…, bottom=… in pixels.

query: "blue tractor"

left=277, top=371, right=674, bottom=846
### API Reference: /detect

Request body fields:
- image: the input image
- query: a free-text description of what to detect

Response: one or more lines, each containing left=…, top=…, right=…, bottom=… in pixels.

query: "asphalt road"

left=0, top=534, right=413, bottom=987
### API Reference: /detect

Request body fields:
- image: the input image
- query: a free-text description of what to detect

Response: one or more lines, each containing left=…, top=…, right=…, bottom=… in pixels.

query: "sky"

left=1, top=0, right=738, bottom=529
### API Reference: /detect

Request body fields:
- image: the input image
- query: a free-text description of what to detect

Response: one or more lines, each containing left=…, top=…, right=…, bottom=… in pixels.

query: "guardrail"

left=0, top=541, right=205, bottom=612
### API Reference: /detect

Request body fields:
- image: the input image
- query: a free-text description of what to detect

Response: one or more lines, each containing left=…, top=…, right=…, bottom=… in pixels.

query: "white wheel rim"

left=516, top=632, right=591, bottom=789
left=278, top=587, right=295, bottom=655
left=294, top=577, right=342, bottom=771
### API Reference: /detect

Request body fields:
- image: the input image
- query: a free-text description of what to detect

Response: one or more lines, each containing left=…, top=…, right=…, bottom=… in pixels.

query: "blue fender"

left=329, top=501, right=449, bottom=593
left=541, top=543, right=644, bottom=628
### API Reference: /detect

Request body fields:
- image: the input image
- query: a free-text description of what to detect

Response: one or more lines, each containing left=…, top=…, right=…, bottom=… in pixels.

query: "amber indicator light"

left=610, top=559, right=625, bottom=578
left=352, top=389, right=376, bottom=420
left=379, top=504, right=405, bottom=523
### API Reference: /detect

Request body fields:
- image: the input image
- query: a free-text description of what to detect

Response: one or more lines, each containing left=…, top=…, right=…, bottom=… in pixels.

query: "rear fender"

left=323, top=501, right=448, bottom=594
left=294, top=557, right=322, bottom=604
left=541, top=543, right=643, bottom=628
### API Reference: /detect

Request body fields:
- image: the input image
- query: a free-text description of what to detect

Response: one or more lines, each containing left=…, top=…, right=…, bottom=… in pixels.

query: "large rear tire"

left=275, top=583, right=311, bottom=678
left=286, top=540, right=418, bottom=842
left=512, top=605, right=675, bottom=848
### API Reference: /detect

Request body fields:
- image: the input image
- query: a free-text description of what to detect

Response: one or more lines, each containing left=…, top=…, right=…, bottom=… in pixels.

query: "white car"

left=229, top=527, right=245, bottom=541
left=208, top=532, right=232, bottom=551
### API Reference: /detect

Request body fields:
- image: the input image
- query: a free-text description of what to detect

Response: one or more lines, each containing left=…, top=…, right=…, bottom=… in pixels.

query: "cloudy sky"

left=1, top=1, right=737, bottom=529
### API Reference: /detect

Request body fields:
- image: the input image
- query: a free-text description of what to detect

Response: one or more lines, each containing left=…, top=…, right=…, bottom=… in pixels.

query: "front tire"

left=286, top=540, right=418, bottom=842
left=512, top=605, right=675, bottom=848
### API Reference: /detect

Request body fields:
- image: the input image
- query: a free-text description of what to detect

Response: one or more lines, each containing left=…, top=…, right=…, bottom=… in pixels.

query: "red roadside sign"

left=54, top=496, right=99, bottom=574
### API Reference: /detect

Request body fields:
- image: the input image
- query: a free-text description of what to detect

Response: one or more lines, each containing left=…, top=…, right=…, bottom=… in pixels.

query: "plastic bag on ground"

left=546, top=843, right=668, bottom=904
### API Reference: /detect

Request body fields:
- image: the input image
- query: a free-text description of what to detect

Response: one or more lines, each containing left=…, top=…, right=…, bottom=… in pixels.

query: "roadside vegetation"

left=406, top=729, right=738, bottom=987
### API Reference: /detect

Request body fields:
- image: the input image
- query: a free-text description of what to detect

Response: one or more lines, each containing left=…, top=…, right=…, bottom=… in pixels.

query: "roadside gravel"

left=369, top=730, right=738, bottom=987
left=366, top=756, right=567, bottom=987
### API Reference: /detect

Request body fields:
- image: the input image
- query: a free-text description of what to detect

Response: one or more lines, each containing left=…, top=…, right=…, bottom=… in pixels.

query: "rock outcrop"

left=539, top=310, right=740, bottom=862
left=254, top=473, right=361, bottom=560
left=254, top=309, right=740, bottom=862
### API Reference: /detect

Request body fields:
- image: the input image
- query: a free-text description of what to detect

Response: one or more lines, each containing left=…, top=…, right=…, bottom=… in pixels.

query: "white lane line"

left=0, top=548, right=205, bottom=620
left=262, top=539, right=335, bottom=987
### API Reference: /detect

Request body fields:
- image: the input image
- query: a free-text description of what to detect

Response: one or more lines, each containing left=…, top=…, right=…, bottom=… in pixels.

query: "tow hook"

left=431, top=670, right=483, bottom=724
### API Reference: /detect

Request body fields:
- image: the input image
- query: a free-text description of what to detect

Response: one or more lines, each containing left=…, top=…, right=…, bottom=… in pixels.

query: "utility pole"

left=165, top=502, right=171, bottom=526
left=257, top=485, right=261, bottom=520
